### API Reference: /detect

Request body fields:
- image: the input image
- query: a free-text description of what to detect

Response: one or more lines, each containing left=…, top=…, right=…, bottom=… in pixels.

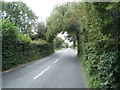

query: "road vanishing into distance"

left=2, top=48, right=88, bottom=88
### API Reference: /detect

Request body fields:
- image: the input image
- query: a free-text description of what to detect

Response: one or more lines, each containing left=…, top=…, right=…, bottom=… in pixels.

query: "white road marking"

left=60, top=56, right=62, bottom=58
left=53, top=59, right=59, bottom=64
left=34, top=67, right=50, bottom=79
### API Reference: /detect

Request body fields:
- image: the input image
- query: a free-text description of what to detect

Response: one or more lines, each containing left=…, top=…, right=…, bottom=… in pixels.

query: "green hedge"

left=78, top=3, right=119, bottom=88
left=2, top=19, right=53, bottom=71
left=80, top=32, right=119, bottom=88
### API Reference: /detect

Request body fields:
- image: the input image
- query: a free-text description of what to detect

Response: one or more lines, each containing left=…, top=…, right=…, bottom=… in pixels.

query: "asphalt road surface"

left=2, top=48, right=88, bottom=88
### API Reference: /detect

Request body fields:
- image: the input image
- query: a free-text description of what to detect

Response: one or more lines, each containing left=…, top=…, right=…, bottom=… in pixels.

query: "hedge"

left=2, top=19, right=53, bottom=71
left=78, top=3, right=120, bottom=88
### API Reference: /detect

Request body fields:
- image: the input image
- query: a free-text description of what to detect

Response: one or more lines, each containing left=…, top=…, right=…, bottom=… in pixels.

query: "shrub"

left=2, top=19, right=53, bottom=71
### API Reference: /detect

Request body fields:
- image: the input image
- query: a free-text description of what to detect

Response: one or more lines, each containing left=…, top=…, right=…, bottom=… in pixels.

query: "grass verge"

left=54, top=48, right=61, bottom=52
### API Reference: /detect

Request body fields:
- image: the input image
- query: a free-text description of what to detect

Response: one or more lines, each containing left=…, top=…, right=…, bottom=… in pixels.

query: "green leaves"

left=79, top=2, right=119, bottom=88
left=2, top=19, right=53, bottom=71
left=46, top=12, right=64, bottom=41
left=1, top=1, right=38, bottom=35
left=53, top=37, right=64, bottom=49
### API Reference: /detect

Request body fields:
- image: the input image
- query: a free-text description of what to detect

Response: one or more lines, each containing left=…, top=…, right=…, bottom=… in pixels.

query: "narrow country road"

left=2, top=48, right=87, bottom=88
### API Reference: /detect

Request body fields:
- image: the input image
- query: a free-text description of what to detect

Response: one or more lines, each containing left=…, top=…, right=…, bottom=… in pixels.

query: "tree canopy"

left=46, top=2, right=119, bottom=88
left=1, top=1, right=38, bottom=35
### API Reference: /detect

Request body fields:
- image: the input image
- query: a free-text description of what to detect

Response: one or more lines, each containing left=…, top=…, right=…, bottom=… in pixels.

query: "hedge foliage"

left=81, top=31, right=119, bottom=88
left=79, top=3, right=120, bottom=88
left=2, top=19, right=53, bottom=71
left=46, top=2, right=119, bottom=88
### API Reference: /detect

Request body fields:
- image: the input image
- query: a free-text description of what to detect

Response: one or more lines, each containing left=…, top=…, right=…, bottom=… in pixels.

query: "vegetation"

left=2, top=19, right=52, bottom=70
left=54, top=37, right=64, bottom=49
left=54, top=36, right=69, bottom=51
left=30, top=22, right=47, bottom=40
left=62, top=42, right=69, bottom=48
left=1, top=1, right=38, bottom=35
left=46, top=2, right=119, bottom=88
left=1, top=1, right=53, bottom=71
left=1, top=0, right=119, bottom=88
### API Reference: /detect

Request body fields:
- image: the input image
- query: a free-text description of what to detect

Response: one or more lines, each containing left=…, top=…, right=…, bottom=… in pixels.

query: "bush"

left=82, top=32, right=119, bottom=88
left=77, top=3, right=120, bottom=88
left=2, top=19, right=53, bottom=71
left=32, top=39, right=53, bottom=56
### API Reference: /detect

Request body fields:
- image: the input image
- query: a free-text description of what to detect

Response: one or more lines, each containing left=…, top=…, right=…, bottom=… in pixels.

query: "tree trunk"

left=76, top=30, right=81, bottom=54
left=48, top=38, right=54, bottom=53
left=73, top=39, right=76, bottom=48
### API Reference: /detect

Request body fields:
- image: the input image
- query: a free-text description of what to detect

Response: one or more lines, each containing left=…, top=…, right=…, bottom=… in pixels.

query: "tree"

left=35, top=22, right=46, bottom=39
left=46, top=2, right=120, bottom=88
left=46, top=2, right=85, bottom=53
left=46, top=12, right=64, bottom=42
left=62, top=42, right=69, bottom=48
left=30, top=22, right=46, bottom=40
left=65, top=34, right=76, bottom=48
left=53, top=37, right=64, bottom=49
left=1, top=1, right=38, bottom=35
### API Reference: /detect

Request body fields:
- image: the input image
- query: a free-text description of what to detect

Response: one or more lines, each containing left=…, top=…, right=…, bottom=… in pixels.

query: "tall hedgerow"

left=2, top=19, right=53, bottom=70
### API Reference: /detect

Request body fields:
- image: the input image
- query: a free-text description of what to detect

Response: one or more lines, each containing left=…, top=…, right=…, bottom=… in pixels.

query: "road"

left=2, top=48, right=87, bottom=88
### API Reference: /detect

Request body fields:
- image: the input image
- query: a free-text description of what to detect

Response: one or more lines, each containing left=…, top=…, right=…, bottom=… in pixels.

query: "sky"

left=4, top=0, right=81, bottom=21
left=4, top=0, right=82, bottom=46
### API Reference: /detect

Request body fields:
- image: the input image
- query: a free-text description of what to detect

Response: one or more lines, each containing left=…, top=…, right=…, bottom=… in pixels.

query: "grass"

left=73, top=47, right=77, bottom=51
left=54, top=48, right=61, bottom=52
left=77, top=53, right=100, bottom=88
